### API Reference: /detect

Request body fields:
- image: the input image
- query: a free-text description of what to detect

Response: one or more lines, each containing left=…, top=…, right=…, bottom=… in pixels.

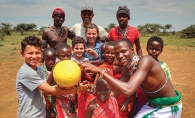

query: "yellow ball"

left=53, top=60, right=81, bottom=87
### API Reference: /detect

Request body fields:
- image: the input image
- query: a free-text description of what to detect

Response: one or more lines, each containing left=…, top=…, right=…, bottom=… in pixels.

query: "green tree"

left=105, top=23, right=116, bottom=32
left=180, top=24, right=195, bottom=38
left=161, top=24, right=172, bottom=35
left=144, top=24, right=162, bottom=36
left=13, top=23, right=37, bottom=35
left=0, top=23, right=12, bottom=35
left=0, top=23, right=12, bottom=40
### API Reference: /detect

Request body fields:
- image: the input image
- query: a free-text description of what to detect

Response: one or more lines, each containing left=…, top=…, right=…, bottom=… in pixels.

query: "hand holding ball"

left=53, top=60, right=81, bottom=88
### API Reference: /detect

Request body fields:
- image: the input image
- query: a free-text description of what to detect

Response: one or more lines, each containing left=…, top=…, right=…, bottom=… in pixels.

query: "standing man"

left=108, top=6, right=143, bottom=56
left=80, top=38, right=182, bottom=118
left=42, top=8, right=75, bottom=49
left=70, top=5, right=108, bottom=42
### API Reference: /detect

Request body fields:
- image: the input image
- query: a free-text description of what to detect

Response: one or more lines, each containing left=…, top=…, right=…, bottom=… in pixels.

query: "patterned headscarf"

left=52, top=8, right=65, bottom=18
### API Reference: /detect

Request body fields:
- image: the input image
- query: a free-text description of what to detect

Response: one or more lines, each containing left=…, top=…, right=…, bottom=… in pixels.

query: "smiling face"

left=104, top=45, right=115, bottom=64
left=53, top=12, right=65, bottom=26
left=86, top=28, right=99, bottom=44
left=20, top=45, right=42, bottom=70
left=147, top=41, right=162, bottom=61
left=96, top=79, right=111, bottom=102
left=117, top=13, right=129, bottom=29
left=81, top=10, right=94, bottom=24
left=72, top=43, right=85, bottom=60
left=114, top=41, right=134, bottom=67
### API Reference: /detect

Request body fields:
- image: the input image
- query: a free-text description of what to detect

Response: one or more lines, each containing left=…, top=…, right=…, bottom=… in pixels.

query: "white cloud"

left=0, top=0, right=194, bottom=31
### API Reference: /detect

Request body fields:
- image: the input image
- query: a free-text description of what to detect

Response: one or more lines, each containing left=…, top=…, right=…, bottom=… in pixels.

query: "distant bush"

left=180, top=24, right=195, bottom=38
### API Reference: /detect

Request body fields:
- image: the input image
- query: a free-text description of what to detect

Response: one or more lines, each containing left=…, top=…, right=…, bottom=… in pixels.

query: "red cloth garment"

left=99, top=62, right=114, bottom=76
left=56, top=95, right=77, bottom=118
left=52, top=8, right=65, bottom=18
left=114, top=73, right=129, bottom=118
left=78, top=92, right=95, bottom=118
left=92, top=97, right=119, bottom=118
left=108, top=26, right=140, bottom=45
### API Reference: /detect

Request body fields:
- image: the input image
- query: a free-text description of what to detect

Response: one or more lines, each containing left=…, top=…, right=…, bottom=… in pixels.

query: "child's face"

left=146, top=41, right=162, bottom=60
left=72, top=43, right=85, bottom=59
left=86, top=28, right=98, bottom=43
left=20, top=45, right=42, bottom=70
left=104, top=45, right=115, bottom=64
left=96, top=80, right=111, bottom=102
left=43, top=51, right=56, bottom=69
left=113, top=58, right=123, bottom=74
left=57, top=48, right=72, bottom=60
left=100, top=43, right=106, bottom=59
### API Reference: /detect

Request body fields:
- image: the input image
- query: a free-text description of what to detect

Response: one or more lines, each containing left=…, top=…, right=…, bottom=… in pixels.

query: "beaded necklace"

left=117, top=25, right=129, bottom=38
left=51, top=26, right=64, bottom=49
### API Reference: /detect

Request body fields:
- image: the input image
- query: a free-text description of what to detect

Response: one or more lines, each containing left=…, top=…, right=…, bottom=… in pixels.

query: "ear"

left=91, top=13, right=94, bottom=18
left=146, top=47, right=148, bottom=52
left=20, top=50, right=24, bottom=56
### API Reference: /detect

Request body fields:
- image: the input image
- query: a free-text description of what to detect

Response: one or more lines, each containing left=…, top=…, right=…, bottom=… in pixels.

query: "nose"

left=32, top=53, right=36, bottom=58
left=118, top=53, right=123, bottom=58
left=152, top=49, right=156, bottom=53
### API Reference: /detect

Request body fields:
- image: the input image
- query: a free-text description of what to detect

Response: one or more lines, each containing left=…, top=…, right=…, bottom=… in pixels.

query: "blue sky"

left=0, top=0, right=194, bottom=31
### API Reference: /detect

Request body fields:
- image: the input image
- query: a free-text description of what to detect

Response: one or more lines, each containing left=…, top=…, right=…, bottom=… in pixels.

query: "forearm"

left=136, top=48, right=143, bottom=56
left=38, top=82, right=77, bottom=96
left=47, top=85, right=77, bottom=96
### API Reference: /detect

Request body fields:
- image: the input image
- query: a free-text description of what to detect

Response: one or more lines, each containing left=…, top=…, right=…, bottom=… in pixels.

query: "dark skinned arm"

left=67, top=28, right=75, bottom=40
left=134, top=38, right=143, bottom=56
left=85, top=99, right=96, bottom=118
left=81, top=56, right=153, bottom=96
left=41, top=30, right=48, bottom=49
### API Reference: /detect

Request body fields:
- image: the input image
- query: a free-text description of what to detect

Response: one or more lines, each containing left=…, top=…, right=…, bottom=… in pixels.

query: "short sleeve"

left=19, top=65, right=45, bottom=91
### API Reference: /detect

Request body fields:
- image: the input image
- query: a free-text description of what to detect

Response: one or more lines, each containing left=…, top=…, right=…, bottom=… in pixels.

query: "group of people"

left=16, top=5, right=182, bottom=118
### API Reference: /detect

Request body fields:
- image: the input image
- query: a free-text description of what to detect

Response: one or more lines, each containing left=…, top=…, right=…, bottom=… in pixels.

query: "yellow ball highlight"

left=53, top=60, right=81, bottom=87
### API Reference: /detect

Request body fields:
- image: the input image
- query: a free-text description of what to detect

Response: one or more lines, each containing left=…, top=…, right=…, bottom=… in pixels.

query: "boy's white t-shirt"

left=70, top=23, right=108, bottom=42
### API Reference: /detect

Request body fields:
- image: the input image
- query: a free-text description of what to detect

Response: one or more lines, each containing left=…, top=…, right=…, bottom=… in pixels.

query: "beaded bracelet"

left=100, top=69, right=106, bottom=78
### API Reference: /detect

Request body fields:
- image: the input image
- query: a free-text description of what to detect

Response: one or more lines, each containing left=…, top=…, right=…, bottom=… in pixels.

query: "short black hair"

left=147, top=36, right=164, bottom=49
left=115, top=38, right=133, bottom=47
left=21, top=35, right=42, bottom=52
left=106, top=41, right=115, bottom=47
left=43, top=48, right=56, bottom=57
left=72, top=36, right=85, bottom=48
left=56, top=43, right=71, bottom=55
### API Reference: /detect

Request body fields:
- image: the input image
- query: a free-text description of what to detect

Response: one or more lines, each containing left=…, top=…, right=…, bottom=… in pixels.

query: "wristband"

left=100, top=69, right=106, bottom=78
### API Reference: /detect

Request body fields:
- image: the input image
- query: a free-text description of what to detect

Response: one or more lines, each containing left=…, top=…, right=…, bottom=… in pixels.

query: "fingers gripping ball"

left=53, top=60, right=81, bottom=87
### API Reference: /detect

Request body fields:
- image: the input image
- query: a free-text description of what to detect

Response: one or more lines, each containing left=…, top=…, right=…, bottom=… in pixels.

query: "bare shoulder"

left=43, top=26, right=52, bottom=34
left=87, top=99, right=96, bottom=110
left=139, top=55, right=154, bottom=63
left=137, top=55, right=155, bottom=69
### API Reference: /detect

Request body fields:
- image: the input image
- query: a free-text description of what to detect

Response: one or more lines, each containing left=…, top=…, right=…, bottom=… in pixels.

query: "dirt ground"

left=0, top=44, right=195, bottom=118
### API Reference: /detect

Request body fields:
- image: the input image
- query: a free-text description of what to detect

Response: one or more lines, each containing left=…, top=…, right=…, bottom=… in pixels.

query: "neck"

left=87, top=42, right=95, bottom=48
left=46, top=66, right=52, bottom=71
left=83, top=22, right=92, bottom=28
left=53, top=25, right=62, bottom=28
left=74, top=56, right=83, bottom=60
left=119, top=25, right=128, bottom=30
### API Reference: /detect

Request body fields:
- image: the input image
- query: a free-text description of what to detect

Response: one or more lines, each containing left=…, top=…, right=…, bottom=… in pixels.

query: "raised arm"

left=81, top=56, right=153, bottom=96
left=134, top=38, right=143, bottom=56
left=42, top=29, right=48, bottom=49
